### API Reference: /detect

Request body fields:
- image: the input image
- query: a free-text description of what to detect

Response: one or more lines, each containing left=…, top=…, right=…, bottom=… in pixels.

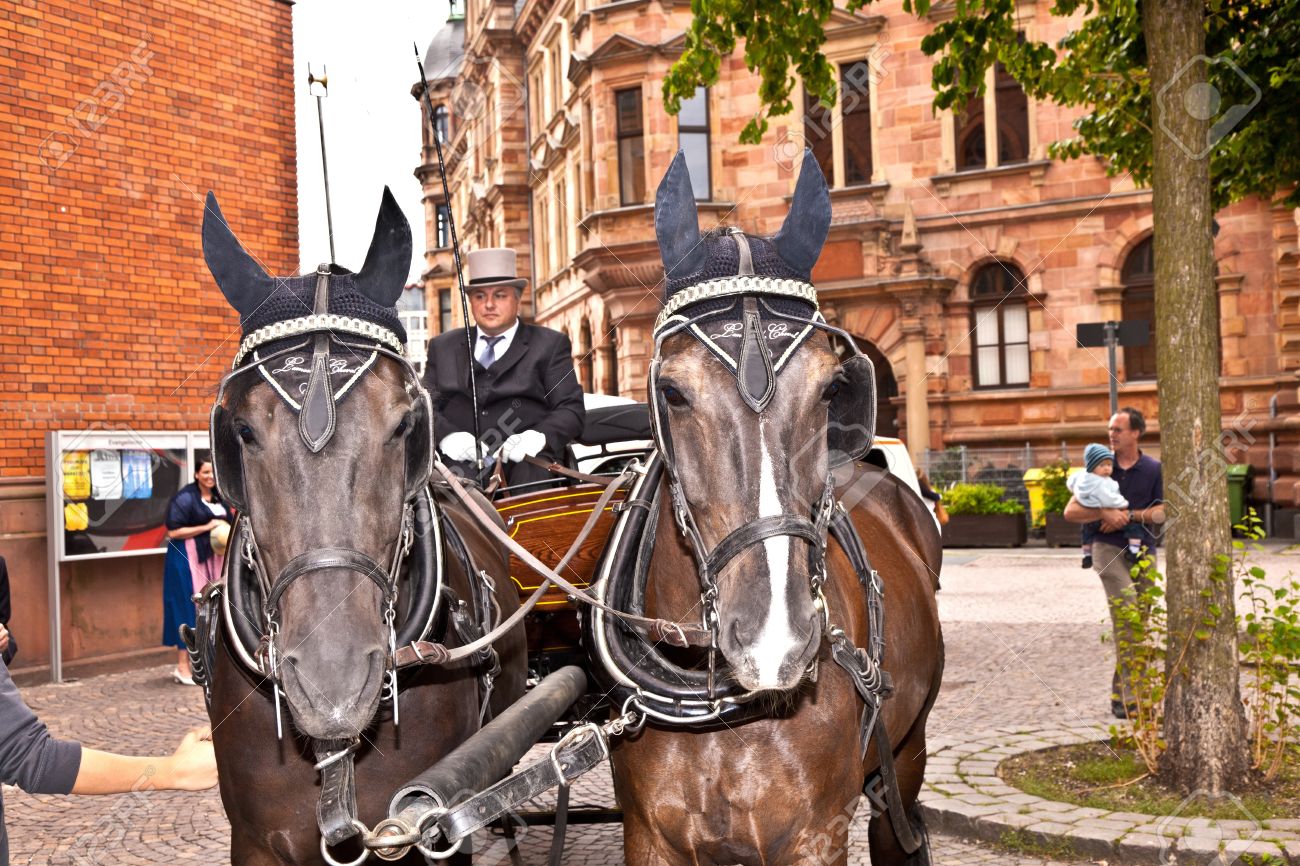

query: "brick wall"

left=0, top=0, right=298, bottom=476
left=0, top=0, right=296, bottom=670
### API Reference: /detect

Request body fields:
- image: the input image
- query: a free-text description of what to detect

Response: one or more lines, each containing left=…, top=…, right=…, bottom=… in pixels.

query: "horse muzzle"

left=721, top=611, right=821, bottom=692
left=280, top=647, right=386, bottom=740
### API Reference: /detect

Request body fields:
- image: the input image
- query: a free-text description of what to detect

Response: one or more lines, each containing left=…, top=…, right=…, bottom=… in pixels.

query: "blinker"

left=299, top=265, right=339, bottom=452
left=736, top=297, right=775, bottom=411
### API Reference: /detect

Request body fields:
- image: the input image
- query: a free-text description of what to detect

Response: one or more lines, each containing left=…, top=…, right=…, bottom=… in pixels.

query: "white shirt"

left=475, top=318, right=520, bottom=367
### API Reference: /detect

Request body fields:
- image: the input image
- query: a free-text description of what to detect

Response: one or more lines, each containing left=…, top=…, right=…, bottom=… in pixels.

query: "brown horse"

left=196, top=190, right=526, bottom=864
left=606, top=151, right=944, bottom=865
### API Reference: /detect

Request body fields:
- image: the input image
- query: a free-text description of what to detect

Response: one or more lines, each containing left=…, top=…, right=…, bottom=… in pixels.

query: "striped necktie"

left=478, top=335, right=503, bottom=368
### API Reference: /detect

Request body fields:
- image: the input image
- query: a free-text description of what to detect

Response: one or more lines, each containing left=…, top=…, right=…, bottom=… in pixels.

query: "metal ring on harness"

left=319, top=820, right=372, bottom=866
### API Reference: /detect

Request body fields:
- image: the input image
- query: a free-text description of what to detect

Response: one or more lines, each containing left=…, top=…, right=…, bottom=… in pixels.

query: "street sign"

left=1076, top=319, right=1149, bottom=348
left=1075, top=319, right=1151, bottom=414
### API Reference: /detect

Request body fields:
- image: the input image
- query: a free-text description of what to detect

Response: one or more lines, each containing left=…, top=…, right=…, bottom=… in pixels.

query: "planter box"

left=1044, top=512, right=1081, bottom=548
left=942, top=513, right=1027, bottom=548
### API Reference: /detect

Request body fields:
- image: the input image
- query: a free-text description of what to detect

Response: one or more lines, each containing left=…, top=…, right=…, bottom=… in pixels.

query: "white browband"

left=233, top=314, right=407, bottom=368
left=654, top=276, right=818, bottom=334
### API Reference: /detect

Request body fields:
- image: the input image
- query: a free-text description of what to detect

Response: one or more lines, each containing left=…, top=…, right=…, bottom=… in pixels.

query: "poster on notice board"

left=49, top=430, right=208, bottom=562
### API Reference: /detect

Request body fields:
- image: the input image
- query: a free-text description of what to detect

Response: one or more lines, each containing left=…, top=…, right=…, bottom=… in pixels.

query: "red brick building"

left=417, top=0, right=1300, bottom=525
left=0, top=0, right=297, bottom=673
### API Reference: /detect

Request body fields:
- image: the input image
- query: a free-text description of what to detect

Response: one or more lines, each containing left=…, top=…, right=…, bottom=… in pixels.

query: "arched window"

left=954, top=56, right=1030, bottom=171
left=955, top=98, right=986, bottom=171
left=1121, top=236, right=1157, bottom=381
left=432, top=105, right=450, bottom=144
left=970, top=261, right=1030, bottom=389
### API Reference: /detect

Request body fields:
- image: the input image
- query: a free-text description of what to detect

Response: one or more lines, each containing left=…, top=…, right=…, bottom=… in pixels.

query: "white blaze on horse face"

left=752, top=419, right=798, bottom=687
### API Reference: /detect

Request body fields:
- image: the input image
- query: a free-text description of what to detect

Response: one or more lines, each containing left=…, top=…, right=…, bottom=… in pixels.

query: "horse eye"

left=822, top=379, right=844, bottom=401
left=661, top=385, right=688, bottom=408
left=392, top=415, right=411, bottom=439
left=236, top=423, right=257, bottom=445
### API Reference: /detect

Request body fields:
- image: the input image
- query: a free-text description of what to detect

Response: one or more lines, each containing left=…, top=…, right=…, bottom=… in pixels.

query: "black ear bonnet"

left=650, top=148, right=876, bottom=465
left=204, top=186, right=432, bottom=506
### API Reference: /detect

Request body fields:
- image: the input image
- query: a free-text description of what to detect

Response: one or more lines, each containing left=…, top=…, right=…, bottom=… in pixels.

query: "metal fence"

left=921, top=444, right=1073, bottom=517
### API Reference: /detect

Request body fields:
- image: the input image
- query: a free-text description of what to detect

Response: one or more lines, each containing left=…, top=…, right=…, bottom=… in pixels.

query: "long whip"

left=414, top=44, right=483, bottom=474
left=306, top=65, right=337, bottom=263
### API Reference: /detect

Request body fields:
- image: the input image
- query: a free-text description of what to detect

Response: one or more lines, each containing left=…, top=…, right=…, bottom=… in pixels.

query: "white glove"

left=501, top=429, right=547, bottom=464
left=439, top=432, right=483, bottom=462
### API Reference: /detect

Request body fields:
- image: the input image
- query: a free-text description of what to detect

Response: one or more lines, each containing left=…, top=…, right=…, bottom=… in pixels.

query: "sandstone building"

left=416, top=0, right=1300, bottom=520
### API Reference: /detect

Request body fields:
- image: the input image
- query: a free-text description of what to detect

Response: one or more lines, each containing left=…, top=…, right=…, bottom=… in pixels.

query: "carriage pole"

left=414, top=46, right=485, bottom=475
left=306, top=65, right=337, bottom=263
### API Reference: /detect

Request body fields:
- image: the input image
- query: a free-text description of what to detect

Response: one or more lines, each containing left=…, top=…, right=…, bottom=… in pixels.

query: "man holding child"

left=1064, top=407, right=1166, bottom=719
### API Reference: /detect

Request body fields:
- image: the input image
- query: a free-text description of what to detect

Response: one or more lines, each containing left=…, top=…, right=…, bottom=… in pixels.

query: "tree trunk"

left=1146, top=0, right=1249, bottom=793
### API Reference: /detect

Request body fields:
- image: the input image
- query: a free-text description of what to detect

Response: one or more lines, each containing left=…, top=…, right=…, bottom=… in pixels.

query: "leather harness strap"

left=826, top=505, right=922, bottom=856
left=703, top=514, right=822, bottom=579
left=264, top=547, right=392, bottom=618
left=315, top=740, right=360, bottom=847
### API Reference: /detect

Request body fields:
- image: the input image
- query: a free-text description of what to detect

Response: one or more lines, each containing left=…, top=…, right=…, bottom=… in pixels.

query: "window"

left=550, top=41, right=564, bottom=115
left=954, top=57, right=1031, bottom=171
left=993, top=62, right=1029, bottom=165
left=605, top=326, right=619, bottom=395
left=616, top=88, right=645, bottom=205
left=435, top=204, right=451, bottom=249
left=955, top=96, right=986, bottom=171
left=529, top=69, right=544, bottom=137
left=801, top=57, right=874, bottom=187
left=970, top=262, right=1030, bottom=388
left=432, top=105, right=449, bottom=144
left=1121, top=237, right=1157, bottom=380
left=582, top=99, right=594, bottom=215
left=841, top=61, right=873, bottom=185
left=553, top=176, right=567, bottom=268
left=438, top=289, right=452, bottom=333
left=677, top=87, right=711, bottom=200
left=803, top=88, right=834, bottom=182
left=579, top=319, right=594, bottom=392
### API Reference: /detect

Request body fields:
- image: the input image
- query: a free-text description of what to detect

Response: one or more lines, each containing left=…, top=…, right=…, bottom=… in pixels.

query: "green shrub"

left=1040, top=459, right=1073, bottom=515
left=942, top=483, right=1025, bottom=516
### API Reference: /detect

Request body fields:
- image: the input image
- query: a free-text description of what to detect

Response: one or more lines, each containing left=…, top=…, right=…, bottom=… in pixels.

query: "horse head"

left=650, top=150, right=875, bottom=693
left=204, top=189, right=431, bottom=741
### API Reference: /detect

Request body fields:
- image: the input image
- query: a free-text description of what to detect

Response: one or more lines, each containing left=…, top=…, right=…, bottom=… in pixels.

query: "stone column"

left=900, top=316, right=929, bottom=461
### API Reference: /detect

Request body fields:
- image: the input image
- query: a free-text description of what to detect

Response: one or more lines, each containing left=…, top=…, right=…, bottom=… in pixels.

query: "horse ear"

left=202, top=192, right=275, bottom=316
left=654, top=150, right=707, bottom=283
left=353, top=186, right=412, bottom=306
left=772, top=149, right=831, bottom=276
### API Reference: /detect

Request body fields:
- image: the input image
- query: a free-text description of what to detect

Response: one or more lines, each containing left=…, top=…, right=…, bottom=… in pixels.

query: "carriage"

left=188, top=149, right=943, bottom=866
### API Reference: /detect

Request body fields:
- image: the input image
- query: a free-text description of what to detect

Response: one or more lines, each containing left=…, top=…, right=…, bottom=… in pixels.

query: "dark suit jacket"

left=1, top=556, right=15, bottom=664
left=422, top=322, right=586, bottom=460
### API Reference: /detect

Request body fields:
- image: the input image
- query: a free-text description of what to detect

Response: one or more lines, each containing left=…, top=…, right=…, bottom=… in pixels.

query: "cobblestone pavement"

left=922, top=725, right=1300, bottom=864
left=8, top=544, right=1299, bottom=864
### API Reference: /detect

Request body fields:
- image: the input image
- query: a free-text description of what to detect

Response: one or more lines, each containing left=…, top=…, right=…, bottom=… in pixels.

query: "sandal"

left=171, top=668, right=196, bottom=686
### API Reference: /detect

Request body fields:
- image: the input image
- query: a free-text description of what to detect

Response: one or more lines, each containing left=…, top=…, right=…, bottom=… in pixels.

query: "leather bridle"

left=621, top=269, right=876, bottom=714
left=209, top=265, right=438, bottom=734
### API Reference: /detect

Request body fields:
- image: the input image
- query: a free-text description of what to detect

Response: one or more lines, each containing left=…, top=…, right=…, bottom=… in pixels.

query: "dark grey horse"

left=199, top=190, right=526, bottom=864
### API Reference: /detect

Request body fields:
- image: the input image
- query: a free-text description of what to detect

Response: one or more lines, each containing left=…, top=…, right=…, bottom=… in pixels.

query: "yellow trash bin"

left=1023, top=468, right=1046, bottom=527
